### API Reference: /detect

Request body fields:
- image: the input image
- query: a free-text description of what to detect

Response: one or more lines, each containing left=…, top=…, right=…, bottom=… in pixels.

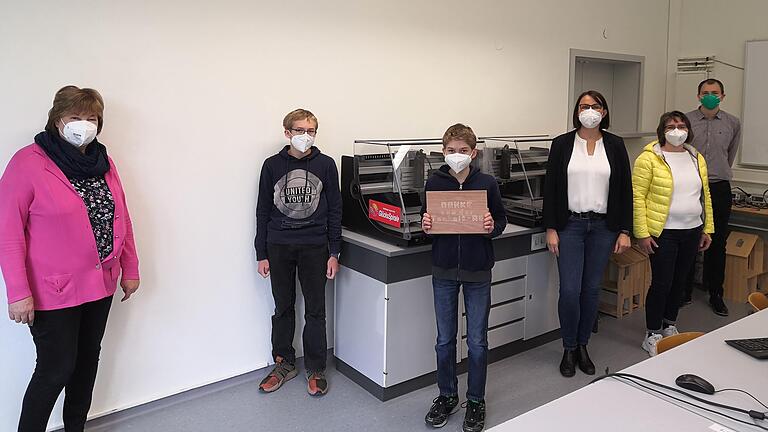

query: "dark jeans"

left=682, top=253, right=701, bottom=301
left=432, top=277, right=491, bottom=402
left=557, top=217, right=617, bottom=349
left=705, top=181, right=731, bottom=299
left=267, top=242, right=328, bottom=372
left=18, top=296, right=113, bottom=432
left=645, top=227, right=701, bottom=331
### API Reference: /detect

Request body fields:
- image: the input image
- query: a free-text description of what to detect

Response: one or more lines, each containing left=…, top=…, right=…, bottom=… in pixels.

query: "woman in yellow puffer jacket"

left=633, top=111, right=714, bottom=357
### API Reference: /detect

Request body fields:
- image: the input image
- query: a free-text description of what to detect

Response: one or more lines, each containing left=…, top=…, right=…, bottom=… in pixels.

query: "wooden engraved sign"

left=426, top=190, right=488, bottom=234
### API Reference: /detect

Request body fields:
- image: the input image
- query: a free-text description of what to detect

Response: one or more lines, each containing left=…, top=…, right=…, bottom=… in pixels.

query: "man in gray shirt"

left=685, top=78, right=741, bottom=316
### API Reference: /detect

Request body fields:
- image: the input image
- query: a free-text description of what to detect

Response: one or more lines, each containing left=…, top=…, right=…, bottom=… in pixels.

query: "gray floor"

left=79, top=289, right=751, bottom=432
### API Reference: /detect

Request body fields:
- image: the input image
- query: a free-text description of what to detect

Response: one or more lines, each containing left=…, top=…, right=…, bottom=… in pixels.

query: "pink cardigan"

left=0, top=144, right=140, bottom=311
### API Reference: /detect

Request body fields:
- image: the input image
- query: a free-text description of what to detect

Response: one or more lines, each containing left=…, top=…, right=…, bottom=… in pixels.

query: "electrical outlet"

left=531, top=232, right=546, bottom=251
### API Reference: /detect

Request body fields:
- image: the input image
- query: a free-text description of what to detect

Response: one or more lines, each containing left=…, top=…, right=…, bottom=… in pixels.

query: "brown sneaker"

left=306, top=370, right=328, bottom=396
left=259, top=357, right=297, bottom=393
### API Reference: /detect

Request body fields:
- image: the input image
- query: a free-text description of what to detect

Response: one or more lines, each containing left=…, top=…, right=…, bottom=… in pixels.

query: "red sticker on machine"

left=368, top=199, right=401, bottom=227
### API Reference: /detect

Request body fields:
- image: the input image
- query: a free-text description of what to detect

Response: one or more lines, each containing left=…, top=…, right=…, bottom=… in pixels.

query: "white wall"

left=0, top=1, right=672, bottom=430
left=675, top=0, right=768, bottom=192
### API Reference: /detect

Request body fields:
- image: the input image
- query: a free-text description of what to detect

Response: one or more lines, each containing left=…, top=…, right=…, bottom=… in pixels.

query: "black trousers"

left=267, top=243, right=328, bottom=372
left=704, top=180, right=732, bottom=299
left=18, top=296, right=113, bottom=432
left=646, top=227, right=701, bottom=331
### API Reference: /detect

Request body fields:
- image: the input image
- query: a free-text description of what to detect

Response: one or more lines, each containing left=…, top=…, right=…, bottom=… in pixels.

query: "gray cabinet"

left=335, top=227, right=560, bottom=400
left=460, top=256, right=527, bottom=359
left=459, top=253, right=559, bottom=358
left=524, top=251, right=560, bottom=340
left=384, top=275, right=437, bottom=387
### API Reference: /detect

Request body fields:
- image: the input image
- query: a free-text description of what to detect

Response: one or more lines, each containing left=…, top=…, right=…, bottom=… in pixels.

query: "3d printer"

left=341, top=139, right=451, bottom=246
left=478, top=136, right=553, bottom=227
left=341, top=136, right=551, bottom=246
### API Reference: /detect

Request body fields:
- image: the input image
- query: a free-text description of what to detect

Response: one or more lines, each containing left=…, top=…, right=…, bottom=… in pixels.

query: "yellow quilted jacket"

left=632, top=141, right=715, bottom=238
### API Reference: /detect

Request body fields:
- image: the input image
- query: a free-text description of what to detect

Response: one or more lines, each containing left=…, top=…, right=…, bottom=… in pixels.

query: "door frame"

left=568, top=49, right=646, bottom=134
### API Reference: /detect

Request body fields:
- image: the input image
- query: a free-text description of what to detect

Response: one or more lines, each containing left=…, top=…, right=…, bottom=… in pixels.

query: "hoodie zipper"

left=457, top=182, right=463, bottom=281
left=438, top=167, right=472, bottom=281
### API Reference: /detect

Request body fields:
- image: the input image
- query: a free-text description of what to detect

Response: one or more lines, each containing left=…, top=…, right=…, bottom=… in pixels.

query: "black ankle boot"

left=560, top=349, right=577, bottom=377
left=577, top=345, right=595, bottom=375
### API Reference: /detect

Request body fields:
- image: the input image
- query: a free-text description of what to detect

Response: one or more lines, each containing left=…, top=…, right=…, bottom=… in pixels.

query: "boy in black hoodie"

left=421, top=124, right=506, bottom=432
left=255, top=109, right=341, bottom=396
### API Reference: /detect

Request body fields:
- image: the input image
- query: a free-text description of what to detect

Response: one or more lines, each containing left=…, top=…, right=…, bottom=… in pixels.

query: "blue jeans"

left=432, top=277, right=491, bottom=402
left=557, top=217, right=617, bottom=349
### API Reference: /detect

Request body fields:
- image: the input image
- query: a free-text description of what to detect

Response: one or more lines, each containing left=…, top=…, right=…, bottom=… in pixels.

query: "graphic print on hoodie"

left=275, top=168, right=324, bottom=224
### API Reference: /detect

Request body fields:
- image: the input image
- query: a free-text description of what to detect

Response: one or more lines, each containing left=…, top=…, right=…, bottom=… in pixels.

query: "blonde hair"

left=442, top=123, right=477, bottom=149
left=46, top=86, right=105, bottom=133
left=283, top=108, right=318, bottom=131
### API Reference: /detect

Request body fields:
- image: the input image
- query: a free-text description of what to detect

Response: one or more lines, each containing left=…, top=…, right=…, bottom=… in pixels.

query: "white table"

left=489, top=310, right=768, bottom=432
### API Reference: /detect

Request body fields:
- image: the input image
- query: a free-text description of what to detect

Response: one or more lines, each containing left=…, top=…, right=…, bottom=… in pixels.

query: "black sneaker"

left=462, top=400, right=486, bottom=432
left=425, top=395, right=459, bottom=428
left=679, top=296, right=692, bottom=307
left=709, top=296, right=729, bottom=316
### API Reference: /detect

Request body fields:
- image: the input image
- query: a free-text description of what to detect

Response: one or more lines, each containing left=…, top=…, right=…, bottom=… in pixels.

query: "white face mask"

left=664, top=128, right=688, bottom=147
left=445, top=153, right=472, bottom=173
left=578, top=109, right=603, bottom=129
left=62, top=120, right=98, bottom=147
left=290, top=133, right=314, bottom=153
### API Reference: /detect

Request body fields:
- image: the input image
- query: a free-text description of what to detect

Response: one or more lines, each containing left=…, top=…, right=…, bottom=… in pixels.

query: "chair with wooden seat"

left=748, top=292, right=768, bottom=312
left=656, top=332, right=705, bottom=355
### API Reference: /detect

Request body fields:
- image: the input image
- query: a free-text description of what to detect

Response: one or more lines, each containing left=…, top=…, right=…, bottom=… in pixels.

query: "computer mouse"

left=675, top=374, right=715, bottom=395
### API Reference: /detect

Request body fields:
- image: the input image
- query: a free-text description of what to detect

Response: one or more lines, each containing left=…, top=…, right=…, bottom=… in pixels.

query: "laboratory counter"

left=334, top=225, right=561, bottom=401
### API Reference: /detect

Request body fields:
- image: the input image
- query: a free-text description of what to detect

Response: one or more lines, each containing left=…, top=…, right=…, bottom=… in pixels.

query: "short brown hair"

left=46, top=86, right=105, bottom=134
left=656, top=111, right=694, bottom=145
left=572, top=90, right=610, bottom=130
left=698, top=78, right=724, bottom=94
left=442, top=123, right=477, bottom=149
left=283, top=109, right=318, bottom=130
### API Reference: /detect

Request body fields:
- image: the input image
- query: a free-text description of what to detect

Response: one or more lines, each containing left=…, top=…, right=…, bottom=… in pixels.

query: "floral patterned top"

left=69, top=176, right=115, bottom=261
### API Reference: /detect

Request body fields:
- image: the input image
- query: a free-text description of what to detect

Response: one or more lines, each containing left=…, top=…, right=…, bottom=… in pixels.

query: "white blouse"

left=567, top=134, right=611, bottom=213
left=663, top=151, right=703, bottom=229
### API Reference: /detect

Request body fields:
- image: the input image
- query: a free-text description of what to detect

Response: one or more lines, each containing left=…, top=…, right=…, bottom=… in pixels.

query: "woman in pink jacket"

left=0, top=86, right=140, bottom=432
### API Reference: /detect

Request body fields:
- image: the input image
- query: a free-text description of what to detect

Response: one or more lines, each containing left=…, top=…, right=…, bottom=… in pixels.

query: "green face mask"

left=700, top=94, right=721, bottom=110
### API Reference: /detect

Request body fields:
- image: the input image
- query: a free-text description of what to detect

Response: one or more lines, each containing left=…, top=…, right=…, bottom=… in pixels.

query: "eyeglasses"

left=664, top=125, right=688, bottom=131
left=290, top=128, right=317, bottom=137
left=579, top=104, right=603, bottom=111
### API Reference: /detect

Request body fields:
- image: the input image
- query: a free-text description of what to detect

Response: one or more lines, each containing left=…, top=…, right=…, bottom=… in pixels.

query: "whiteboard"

left=740, top=40, right=768, bottom=166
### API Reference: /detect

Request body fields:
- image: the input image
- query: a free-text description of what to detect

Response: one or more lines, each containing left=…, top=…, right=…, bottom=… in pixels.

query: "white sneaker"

left=642, top=333, right=664, bottom=357
left=662, top=325, right=679, bottom=337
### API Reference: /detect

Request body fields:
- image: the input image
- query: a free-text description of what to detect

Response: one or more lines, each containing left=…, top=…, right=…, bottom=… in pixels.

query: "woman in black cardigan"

left=542, top=90, right=633, bottom=378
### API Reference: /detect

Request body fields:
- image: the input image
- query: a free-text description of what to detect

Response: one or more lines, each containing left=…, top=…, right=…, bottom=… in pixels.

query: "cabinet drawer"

left=488, top=320, right=524, bottom=348
left=490, top=278, right=525, bottom=305
left=491, top=256, right=527, bottom=282
left=488, top=300, right=525, bottom=328
left=461, top=320, right=524, bottom=356
left=461, top=295, right=524, bottom=337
